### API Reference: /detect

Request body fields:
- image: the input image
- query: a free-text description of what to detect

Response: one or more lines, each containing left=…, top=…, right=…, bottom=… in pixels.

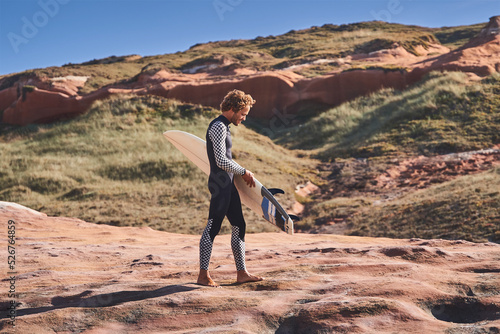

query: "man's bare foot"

left=197, top=269, right=220, bottom=288
left=236, top=270, right=264, bottom=284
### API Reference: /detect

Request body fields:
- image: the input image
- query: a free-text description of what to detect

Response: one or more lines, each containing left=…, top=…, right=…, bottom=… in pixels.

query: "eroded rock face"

left=415, top=16, right=500, bottom=77
left=0, top=202, right=499, bottom=333
left=0, top=69, right=414, bottom=124
left=2, top=85, right=112, bottom=125
left=1, top=17, right=499, bottom=125
left=473, top=15, right=500, bottom=44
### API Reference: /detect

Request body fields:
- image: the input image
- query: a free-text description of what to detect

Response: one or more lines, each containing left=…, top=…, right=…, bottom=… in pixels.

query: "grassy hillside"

left=0, top=72, right=498, bottom=242
left=0, top=96, right=315, bottom=235
left=277, top=71, right=500, bottom=160
left=278, top=71, right=499, bottom=243
left=0, top=20, right=485, bottom=92
left=432, top=23, right=485, bottom=49
left=0, top=18, right=496, bottom=243
left=351, top=166, right=500, bottom=243
left=186, top=21, right=440, bottom=74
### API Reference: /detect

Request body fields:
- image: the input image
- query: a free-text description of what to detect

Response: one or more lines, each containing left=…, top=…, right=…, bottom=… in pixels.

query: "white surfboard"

left=163, top=130, right=296, bottom=234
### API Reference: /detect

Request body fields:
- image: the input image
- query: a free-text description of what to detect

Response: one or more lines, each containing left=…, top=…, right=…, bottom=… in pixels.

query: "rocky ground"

left=1, top=202, right=499, bottom=333
left=316, top=146, right=500, bottom=200
left=293, top=146, right=500, bottom=238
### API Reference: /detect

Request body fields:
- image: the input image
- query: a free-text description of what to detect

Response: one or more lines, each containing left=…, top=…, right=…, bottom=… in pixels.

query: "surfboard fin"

left=268, top=188, right=285, bottom=195
left=289, top=214, right=301, bottom=222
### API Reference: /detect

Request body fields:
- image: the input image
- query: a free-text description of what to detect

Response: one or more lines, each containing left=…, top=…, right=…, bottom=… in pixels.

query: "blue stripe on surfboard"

left=261, top=197, right=286, bottom=230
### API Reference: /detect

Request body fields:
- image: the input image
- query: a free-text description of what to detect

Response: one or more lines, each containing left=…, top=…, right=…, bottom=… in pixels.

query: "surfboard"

left=163, top=130, right=297, bottom=234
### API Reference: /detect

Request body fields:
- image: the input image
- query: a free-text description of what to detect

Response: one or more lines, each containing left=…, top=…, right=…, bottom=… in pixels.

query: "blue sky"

left=0, top=0, right=498, bottom=75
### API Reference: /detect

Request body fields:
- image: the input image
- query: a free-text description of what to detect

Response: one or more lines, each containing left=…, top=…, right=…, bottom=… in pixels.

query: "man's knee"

left=230, top=220, right=246, bottom=241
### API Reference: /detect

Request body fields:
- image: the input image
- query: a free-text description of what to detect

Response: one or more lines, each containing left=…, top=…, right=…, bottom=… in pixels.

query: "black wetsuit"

left=200, top=115, right=247, bottom=271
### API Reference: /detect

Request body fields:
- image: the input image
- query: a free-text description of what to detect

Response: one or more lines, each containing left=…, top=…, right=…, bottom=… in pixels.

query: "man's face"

left=231, top=106, right=250, bottom=126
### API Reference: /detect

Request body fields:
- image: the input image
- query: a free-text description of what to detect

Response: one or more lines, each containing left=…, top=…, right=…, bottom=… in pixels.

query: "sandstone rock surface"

left=414, top=16, right=500, bottom=77
left=1, top=202, right=499, bottom=333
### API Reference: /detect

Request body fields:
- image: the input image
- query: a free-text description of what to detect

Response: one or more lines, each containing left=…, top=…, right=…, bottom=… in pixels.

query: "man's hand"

left=242, top=170, right=256, bottom=188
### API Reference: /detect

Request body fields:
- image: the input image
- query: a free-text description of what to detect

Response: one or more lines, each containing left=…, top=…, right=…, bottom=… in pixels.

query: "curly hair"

left=220, top=89, right=256, bottom=112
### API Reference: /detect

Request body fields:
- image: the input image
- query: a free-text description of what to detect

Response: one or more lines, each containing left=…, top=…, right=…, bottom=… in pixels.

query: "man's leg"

left=197, top=185, right=231, bottom=287
left=231, top=225, right=246, bottom=271
left=197, top=219, right=219, bottom=287
left=226, top=185, right=264, bottom=283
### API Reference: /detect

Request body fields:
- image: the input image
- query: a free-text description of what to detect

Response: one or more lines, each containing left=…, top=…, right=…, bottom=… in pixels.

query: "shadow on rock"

left=16, top=284, right=198, bottom=317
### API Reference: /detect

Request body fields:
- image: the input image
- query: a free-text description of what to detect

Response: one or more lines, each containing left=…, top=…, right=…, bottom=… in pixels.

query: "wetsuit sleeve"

left=208, top=121, right=246, bottom=176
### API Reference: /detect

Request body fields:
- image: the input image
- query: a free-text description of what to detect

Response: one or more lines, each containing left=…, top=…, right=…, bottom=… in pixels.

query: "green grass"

left=277, top=72, right=500, bottom=160
left=275, top=71, right=499, bottom=243
left=348, top=167, right=500, bottom=243
left=432, top=23, right=485, bottom=50
left=0, top=95, right=315, bottom=235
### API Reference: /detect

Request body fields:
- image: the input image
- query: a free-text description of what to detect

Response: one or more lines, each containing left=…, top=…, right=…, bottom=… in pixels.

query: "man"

left=197, top=89, right=264, bottom=287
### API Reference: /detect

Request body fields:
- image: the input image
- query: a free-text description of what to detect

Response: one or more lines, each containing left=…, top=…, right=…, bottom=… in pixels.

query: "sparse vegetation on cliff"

left=0, top=95, right=313, bottom=234
left=277, top=71, right=500, bottom=159
left=277, top=72, right=499, bottom=243
left=1, top=71, right=498, bottom=242
left=0, top=18, right=498, bottom=243
left=0, top=20, right=484, bottom=92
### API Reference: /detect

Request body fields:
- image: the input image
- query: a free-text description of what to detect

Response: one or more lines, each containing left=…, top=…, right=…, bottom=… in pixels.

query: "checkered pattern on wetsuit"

left=207, top=120, right=246, bottom=176
left=231, top=226, right=246, bottom=271
left=199, top=222, right=246, bottom=271
left=199, top=219, right=213, bottom=271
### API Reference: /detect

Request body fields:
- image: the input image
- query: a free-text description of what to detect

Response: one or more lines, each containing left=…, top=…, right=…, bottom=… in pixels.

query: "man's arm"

left=208, top=121, right=246, bottom=175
